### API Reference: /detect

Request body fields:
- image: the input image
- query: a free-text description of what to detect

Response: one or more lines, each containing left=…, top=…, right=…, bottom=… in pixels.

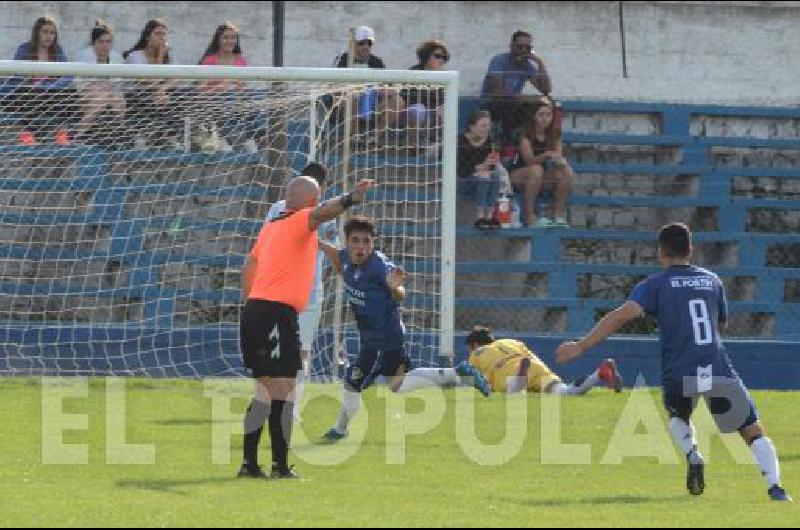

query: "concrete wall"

left=1, top=1, right=799, bottom=104
left=0, top=1, right=272, bottom=67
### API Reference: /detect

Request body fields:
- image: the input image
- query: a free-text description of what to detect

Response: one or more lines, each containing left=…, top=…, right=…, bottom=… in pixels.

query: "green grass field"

left=1, top=377, right=797, bottom=527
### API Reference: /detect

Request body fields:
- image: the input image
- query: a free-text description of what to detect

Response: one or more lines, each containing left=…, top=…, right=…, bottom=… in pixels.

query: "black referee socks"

left=243, top=399, right=270, bottom=469
left=268, top=400, right=295, bottom=472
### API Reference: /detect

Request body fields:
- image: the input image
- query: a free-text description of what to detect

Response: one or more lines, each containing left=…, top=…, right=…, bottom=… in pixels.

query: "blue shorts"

left=663, top=375, right=759, bottom=434
left=345, top=344, right=411, bottom=392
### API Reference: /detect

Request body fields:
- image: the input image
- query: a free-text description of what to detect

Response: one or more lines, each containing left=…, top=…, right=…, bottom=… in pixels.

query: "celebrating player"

left=556, top=222, right=792, bottom=502
left=319, top=216, right=491, bottom=441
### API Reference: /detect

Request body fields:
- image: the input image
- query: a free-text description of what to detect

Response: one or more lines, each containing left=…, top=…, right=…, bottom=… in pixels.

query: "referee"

left=239, top=175, right=374, bottom=479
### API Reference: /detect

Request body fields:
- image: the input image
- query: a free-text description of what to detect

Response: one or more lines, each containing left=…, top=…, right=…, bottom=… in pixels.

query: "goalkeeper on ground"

left=463, top=325, right=623, bottom=395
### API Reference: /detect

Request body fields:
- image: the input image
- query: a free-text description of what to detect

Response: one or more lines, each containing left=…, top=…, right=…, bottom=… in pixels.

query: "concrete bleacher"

left=0, top=99, right=798, bottom=386
left=456, top=99, right=800, bottom=388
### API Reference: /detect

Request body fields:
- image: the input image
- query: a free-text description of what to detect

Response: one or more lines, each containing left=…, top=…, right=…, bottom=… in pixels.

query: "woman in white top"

left=75, top=21, right=125, bottom=144
left=123, top=19, right=178, bottom=65
left=122, top=19, right=182, bottom=149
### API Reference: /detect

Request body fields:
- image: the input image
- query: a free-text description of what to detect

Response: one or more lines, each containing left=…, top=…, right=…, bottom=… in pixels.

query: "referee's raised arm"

left=308, top=179, right=374, bottom=231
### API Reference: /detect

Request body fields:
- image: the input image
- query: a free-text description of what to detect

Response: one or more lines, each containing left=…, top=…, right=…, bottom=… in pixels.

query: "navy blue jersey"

left=340, top=249, right=405, bottom=349
left=629, top=265, right=737, bottom=384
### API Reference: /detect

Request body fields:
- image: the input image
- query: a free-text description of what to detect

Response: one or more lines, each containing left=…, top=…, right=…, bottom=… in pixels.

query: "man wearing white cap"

left=332, top=26, right=405, bottom=147
left=333, top=26, right=385, bottom=69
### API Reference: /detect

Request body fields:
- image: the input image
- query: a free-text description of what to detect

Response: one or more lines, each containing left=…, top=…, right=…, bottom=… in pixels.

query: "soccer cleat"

left=322, top=428, right=347, bottom=442
left=271, top=464, right=300, bottom=479
left=686, top=451, right=705, bottom=496
left=768, top=485, right=792, bottom=502
left=18, top=130, right=38, bottom=146
left=237, top=464, right=268, bottom=479
left=54, top=129, right=71, bottom=146
left=456, top=361, right=492, bottom=397
left=598, top=358, right=624, bottom=393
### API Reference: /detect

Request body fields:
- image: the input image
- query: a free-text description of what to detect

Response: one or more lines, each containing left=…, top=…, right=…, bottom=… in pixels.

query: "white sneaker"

left=243, top=139, right=258, bottom=154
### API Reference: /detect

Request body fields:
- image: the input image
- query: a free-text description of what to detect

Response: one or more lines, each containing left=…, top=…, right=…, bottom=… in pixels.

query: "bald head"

left=285, top=176, right=321, bottom=210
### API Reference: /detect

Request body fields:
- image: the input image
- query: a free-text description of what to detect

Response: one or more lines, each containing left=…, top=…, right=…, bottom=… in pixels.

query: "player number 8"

left=689, top=299, right=713, bottom=346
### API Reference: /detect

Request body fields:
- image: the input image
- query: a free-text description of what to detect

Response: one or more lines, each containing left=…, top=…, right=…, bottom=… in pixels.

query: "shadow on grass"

left=148, top=418, right=237, bottom=426
left=116, top=476, right=241, bottom=494
left=780, top=454, right=800, bottom=462
left=494, top=494, right=687, bottom=508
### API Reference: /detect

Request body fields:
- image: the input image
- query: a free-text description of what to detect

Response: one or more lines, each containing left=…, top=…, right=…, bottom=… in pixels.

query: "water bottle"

left=501, top=144, right=518, bottom=168
left=494, top=193, right=511, bottom=229
left=510, top=196, right=522, bottom=228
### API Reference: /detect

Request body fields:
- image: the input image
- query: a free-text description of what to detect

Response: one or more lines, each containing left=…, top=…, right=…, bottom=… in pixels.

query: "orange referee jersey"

left=247, top=207, right=318, bottom=313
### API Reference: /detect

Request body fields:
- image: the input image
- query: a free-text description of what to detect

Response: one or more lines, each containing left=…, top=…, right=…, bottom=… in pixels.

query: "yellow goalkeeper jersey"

left=468, top=339, right=561, bottom=393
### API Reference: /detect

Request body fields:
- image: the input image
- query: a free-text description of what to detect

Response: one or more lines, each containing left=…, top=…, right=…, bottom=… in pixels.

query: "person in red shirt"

left=238, top=176, right=373, bottom=479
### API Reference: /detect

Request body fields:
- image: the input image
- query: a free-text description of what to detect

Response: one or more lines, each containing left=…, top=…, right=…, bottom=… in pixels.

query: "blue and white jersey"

left=339, top=249, right=405, bottom=349
left=266, top=200, right=338, bottom=306
left=629, top=265, right=737, bottom=384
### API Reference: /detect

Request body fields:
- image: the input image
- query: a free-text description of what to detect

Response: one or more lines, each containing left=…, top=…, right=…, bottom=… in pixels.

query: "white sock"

left=506, top=376, right=528, bottom=394
left=293, top=358, right=310, bottom=420
left=549, top=382, right=577, bottom=396
left=573, top=370, right=601, bottom=394
left=549, top=371, right=601, bottom=396
left=750, top=437, right=781, bottom=488
left=333, top=387, right=361, bottom=434
left=669, top=418, right=699, bottom=456
left=396, top=368, right=460, bottom=393
left=294, top=378, right=306, bottom=420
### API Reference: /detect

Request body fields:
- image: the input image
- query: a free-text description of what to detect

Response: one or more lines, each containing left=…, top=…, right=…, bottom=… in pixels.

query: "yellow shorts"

left=490, top=356, right=561, bottom=393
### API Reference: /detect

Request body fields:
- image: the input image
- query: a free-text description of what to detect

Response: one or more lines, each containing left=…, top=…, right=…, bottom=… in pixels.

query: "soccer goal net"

left=0, top=62, right=457, bottom=378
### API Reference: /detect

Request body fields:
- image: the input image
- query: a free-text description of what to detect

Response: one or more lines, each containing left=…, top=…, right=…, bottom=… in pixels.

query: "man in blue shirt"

left=481, top=30, right=552, bottom=142
left=555, top=223, right=791, bottom=502
left=320, top=216, right=490, bottom=440
left=481, top=31, right=551, bottom=100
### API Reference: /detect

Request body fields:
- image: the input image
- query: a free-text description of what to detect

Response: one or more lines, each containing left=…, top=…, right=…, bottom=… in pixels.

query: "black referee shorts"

left=240, top=299, right=302, bottom=379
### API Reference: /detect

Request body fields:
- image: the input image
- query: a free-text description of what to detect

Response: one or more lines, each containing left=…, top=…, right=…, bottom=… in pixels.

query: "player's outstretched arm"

left=386, top=267, right=407, bottom=302
left=309, top=179, right=374, bottom=230
left=556, top=301, right=643, bottom=364
left=319, top=240, right=344, bottom=276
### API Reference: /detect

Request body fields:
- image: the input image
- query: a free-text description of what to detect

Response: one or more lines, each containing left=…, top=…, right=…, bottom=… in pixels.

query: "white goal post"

left=0, top=61, right=457, bottom=377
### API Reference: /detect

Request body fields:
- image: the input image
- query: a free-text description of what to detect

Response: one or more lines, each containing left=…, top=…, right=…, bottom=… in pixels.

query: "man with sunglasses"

left=481, top=30, right=552, bottom=142
left=332, top=26, right=404, bottom=148
left=333, top=26, right=384, bottom=69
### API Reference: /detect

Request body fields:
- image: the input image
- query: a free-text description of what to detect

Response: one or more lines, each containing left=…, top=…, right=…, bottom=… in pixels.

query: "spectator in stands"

left=6, top=16, right=74, bottom=146
left=458, top=109, right=509, bottom=229
left=332, top=26, right=403, bottom=147
left=195, top=21, right=260, bottom=153
left=403, top=39, right=449, bottom=148
left=481, top=30, right=552, bottom=143
left=124, top=19, right=177, bottom=65
left=74, top=21, right=125, bottom=146
left=333, top=26, right=384, bottom=69
left=123, top=19, right=182, bottom=149
left=514, top=96, right=573, bottom=227
left=199, top=21, right=247, bottom=70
